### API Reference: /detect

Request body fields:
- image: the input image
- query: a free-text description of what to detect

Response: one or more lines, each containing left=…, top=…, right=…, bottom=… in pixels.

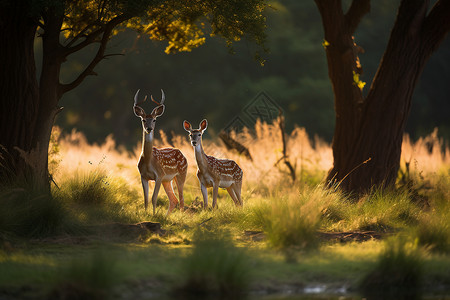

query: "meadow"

left=0, top=121, right=449, bottom=299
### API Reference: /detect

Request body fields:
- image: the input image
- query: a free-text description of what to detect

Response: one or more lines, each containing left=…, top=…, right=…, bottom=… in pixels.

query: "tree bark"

left=316, top=0, right=450, bottom=194
left=0, top=1, right=127, bottom=191
left=0, top=2, right=41, bottom=187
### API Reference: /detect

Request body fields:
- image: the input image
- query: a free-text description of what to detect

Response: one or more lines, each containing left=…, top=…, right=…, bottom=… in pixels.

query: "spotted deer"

left=183, top=119, right=243, bottom=208
left=133, top=89, right=187, bottom=215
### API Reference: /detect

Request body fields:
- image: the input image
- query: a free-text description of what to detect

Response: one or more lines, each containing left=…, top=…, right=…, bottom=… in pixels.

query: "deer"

left=133, top=89, right=187, bottom=215
left=183, top=119, right=243, bottom=209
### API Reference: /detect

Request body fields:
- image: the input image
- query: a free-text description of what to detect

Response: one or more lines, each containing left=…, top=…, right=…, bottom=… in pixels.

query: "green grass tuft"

left=49, top=249, right=119, bottom=300
left=55, top=168, right=141, bottom=224
left=359, top=237, right=423, bottom=300
left=254, top=187, right=328, bottom=252
left=0, top=185, right=79, bottom=238
left=415, top=212, right=450, bottom=254
left=174, top=230, right=250, bottom=299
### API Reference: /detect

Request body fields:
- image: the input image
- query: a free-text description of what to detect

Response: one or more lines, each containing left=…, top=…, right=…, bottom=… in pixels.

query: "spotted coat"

left=204, top=154, right=243, bottom=183
left=153, top=147, right=188, bottom=175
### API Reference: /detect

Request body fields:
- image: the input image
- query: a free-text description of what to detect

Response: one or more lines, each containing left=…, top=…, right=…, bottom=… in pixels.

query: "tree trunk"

left=0, top=2, right=41, bottom=187
left=0, top=3, right=64, bottom=191
left=316, top=0, right=450, bottom=194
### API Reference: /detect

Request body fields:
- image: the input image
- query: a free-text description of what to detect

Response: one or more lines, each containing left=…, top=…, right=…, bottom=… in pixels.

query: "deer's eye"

left=152, top=119, right=156, bottom=123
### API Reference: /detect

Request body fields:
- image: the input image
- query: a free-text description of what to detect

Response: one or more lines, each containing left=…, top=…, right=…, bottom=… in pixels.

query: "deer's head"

left=133, top=89, right=165, bottom=134
left=183, top=119, right=207, bottom=147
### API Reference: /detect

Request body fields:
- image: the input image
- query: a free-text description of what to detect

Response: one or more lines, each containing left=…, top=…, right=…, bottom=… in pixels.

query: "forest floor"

left=1, top=220, right=449, bottom=300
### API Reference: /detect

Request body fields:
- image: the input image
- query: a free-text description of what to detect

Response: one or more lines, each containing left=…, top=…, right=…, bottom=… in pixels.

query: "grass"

left=0, top=125, right=449, bottom=298
left=49, top=249, right=120, bottom=300
left=253, top=189, right=324, bottom=253
left=174, top=229, right=251, bottom=299
left=0, top=184, right=79, bottom=238
left=359, top=237, right=424, bottom=299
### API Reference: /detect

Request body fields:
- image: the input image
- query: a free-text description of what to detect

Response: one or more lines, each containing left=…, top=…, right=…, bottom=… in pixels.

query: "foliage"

left=50, top=0, right=450, bottom=147
left=58, top=0, right=267, bottom=54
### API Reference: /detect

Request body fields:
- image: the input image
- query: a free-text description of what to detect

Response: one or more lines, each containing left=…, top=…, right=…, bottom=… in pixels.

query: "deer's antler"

left=134, top=89, right=148, bottom=107
left=151, top=89, right=165, bottom=106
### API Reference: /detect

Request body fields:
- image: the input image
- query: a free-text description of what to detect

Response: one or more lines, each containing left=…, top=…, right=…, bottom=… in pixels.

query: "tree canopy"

left=49, top=0, right=450, bottom=147
left=0, top=0, right=267, bottom=188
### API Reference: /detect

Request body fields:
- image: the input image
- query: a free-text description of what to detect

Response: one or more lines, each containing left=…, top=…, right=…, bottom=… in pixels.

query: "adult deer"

left=183, top=119, right=243, bottom=208
left=134, top=89, right=187, bottom=215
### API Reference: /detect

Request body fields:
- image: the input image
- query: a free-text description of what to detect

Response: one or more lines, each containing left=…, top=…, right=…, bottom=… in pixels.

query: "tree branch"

left=345, top=0, right=371, bottom=35
left=64, top=21, right=101, bottom=49
left=63, top=24, right=104, bottom=55
left=98, top=0, right=108, bottom=21
left=421, top=0, right=450, bottom=54
left=59, top=14, right=129, bottom=95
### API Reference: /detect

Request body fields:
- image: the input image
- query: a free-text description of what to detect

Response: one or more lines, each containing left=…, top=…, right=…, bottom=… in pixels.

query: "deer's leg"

left=212, top=184, right=219, bottom=209
left=141, top=177, right=150, bottom=210
left=162, top=181, right=178, bottom=215
left=226, top=186, right=240, bottom=206
left=151, top=179, right=162, bottom=215
left=233, top=181, right=243, bottom=206
left=174, top=174, right=185, bottom=210
left=200, top=183, right=208, bottom=209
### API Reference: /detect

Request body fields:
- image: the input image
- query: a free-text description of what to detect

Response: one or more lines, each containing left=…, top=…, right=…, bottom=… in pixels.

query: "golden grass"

left=52, top=122, right=449, bottom=201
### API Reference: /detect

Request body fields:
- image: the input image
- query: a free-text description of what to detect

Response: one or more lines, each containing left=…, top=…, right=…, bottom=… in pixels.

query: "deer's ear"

left=151, top=105, right=165, bottom=118
left=183, top=120, right=192, bottom=132
left=134, top=106, right=146, bottom=118
left=199, top=119, right=208, bottom=131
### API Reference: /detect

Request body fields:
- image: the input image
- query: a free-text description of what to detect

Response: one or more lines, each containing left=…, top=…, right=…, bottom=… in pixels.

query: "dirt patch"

left=244, top=230, right=386, bottom=243
left=94, top=221, right=166, bottom=240
left=317, top=230, right=385, bottom=242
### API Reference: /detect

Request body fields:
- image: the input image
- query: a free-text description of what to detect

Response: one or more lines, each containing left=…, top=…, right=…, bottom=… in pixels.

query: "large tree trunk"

left=0, top=0, right=123, bottom=192
left=315, top=0, right=450, bottom=194
left=0, top=3, right=64, bottom=191
left=0, top=2, right=41, bottom=187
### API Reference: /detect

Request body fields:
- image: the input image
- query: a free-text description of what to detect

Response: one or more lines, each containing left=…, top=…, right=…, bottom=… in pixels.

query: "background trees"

left=0, top=0, right=266, bottom=190
left=52, top=0, right=450, bottom=148
left=1, top=0, right=449, bottom=194
left=315, top=0, right=450, bottom=192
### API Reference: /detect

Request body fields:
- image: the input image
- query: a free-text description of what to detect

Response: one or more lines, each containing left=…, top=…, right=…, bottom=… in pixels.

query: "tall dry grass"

left=43, top=123, right=450, bottom=247
left=52, top=121, right=449, bottom=203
